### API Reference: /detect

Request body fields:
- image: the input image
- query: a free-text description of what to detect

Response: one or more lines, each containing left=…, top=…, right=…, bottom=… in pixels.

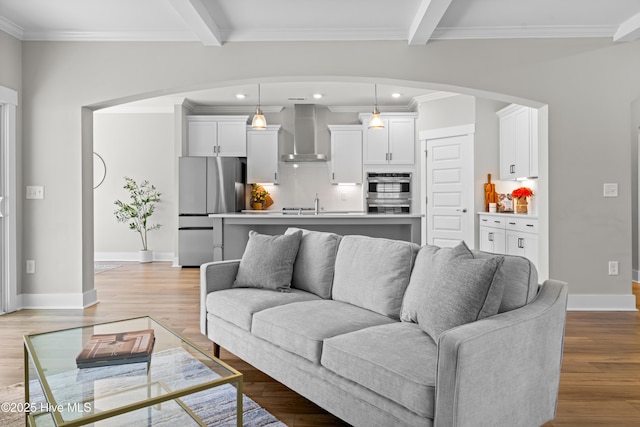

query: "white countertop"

left=210, top=211, right=423, bottom=219
left=477, top=211, right=538, bottom=219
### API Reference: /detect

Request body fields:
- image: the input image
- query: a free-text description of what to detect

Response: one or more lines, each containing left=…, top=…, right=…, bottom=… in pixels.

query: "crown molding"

left=20, top=30, right=199, bottom=42
left=189, top=105, right=284, bottom=114
left=431, top=25, right=615, bottom=40
left=0, top=17, right=24, bottom=40
left=410, top=91, right=459, bottom=109
left=327, top=105, right=414, bottom=113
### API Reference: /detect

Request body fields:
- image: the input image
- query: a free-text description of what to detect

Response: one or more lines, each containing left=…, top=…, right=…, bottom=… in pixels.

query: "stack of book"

left=76, top=329, right=155, bottom=369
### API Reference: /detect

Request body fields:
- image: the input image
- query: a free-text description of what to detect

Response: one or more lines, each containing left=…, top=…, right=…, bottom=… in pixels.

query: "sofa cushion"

left=252, top=300, right=396, bottom=363
left=285, top=227, right=341, bottom=299
left=206, top=288, right=321, bottom=331
left=417, top=255, right=505, bottom=341
left=233, top=230, right=302, bottom=292
left=400, top=242, right=474, bottom=323
left=332, top=235, right=420, bottom=319
left=473, top=251, right=539, bottom=313
left=321, top=322, right=437, bottom=418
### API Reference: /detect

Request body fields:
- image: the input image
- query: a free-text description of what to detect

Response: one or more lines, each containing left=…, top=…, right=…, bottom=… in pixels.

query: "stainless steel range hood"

left=281, top=104, right=327, bottom=162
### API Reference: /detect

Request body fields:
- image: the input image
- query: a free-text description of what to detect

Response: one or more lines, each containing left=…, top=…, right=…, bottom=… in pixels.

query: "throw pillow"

left=233, top=230, right=303, bottom=292
left=400, top=241, right=474, bottom=322
left=417, top=255, right=505, bottom=341
left=285, top=227, right=341, bottom=299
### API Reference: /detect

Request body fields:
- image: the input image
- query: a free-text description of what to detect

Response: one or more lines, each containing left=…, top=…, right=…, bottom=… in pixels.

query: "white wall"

left=93, top=112, right=176, bottom=260
left=15, top=38, right=640, bottom=309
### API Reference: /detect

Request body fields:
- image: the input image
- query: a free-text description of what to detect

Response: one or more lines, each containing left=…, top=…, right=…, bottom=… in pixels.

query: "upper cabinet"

left=497, top=105, right=538, bottom=180
left=329, top=125, right=362, bottom=184
left=247, top=125, right=281, bottom=184
left=359, top=113, right=418, bottom=165
left=187, top=116, right=249, bottom=157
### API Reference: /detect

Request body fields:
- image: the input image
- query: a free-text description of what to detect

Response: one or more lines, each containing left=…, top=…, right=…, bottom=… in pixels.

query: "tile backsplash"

left=251, top=163, right=364, bottom=212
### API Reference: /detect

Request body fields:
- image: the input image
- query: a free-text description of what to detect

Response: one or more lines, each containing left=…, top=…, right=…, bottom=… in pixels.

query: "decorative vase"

left=252, top=202, right=263, bottom=210
left=139, top=249, right=153, bottom=263
left=515, top=197, right=528, bottom=214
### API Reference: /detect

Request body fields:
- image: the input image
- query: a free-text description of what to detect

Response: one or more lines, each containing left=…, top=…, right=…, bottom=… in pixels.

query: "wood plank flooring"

left=0, top=263, right=639, bottom=426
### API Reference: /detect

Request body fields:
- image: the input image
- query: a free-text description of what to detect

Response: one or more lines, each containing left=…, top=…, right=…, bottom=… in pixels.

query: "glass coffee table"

left=23, top=316, right=243, bottom=426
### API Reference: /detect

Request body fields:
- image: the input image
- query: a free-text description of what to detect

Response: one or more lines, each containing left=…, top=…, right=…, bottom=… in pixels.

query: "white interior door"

left=424, top=130, right=474, bottom=248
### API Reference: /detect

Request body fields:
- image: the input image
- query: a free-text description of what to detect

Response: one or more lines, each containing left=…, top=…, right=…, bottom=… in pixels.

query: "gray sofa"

left=200, top=228, right=568, bottom=427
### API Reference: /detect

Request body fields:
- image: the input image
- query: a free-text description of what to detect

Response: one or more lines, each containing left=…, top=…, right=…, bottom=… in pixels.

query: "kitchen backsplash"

left=252, top=162, right=364, bottom=212
left=492, top=178, right=538, bottom=215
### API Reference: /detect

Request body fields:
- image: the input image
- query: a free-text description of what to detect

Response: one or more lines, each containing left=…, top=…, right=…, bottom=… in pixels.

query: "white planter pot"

left=139, top=250, right=153, bottom=263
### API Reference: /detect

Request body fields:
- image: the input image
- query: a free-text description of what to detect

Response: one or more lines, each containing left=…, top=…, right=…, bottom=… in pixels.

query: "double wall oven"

left=366, top=172, right=412, bottom=214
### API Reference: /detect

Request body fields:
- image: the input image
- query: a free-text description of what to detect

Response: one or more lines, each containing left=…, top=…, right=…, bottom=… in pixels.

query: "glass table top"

left=24, top=316, right=242, bottom=426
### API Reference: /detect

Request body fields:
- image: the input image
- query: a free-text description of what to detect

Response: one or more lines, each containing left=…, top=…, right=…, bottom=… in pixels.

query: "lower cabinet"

left=478, top=214, right=538, bottom=270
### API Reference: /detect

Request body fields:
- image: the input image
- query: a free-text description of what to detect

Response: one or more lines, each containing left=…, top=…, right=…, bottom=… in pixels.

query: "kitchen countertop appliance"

left=366, top=172, right=412, bottom=214
left=178, top=157, right=245, bottom=266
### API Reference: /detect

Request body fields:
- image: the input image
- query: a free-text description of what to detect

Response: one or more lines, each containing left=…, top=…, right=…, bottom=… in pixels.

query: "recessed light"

left=391, top=93, right=401, bottom=98
left=236, top=94, right=246, bottom=99
left=313, top=93, right=323, bottom=99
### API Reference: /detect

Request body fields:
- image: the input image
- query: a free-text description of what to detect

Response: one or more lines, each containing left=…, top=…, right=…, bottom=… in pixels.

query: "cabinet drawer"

left=505, top=217, right=538, bottom=233
left=479, top=215, right=506, bottom=229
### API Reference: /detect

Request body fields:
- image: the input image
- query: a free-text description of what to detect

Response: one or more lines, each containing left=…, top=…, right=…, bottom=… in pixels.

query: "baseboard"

left=20, top=290, right=98, bottom=309
left=94, top=252, right=175, bottom=262
left=567, top=294, right=637, bottom=311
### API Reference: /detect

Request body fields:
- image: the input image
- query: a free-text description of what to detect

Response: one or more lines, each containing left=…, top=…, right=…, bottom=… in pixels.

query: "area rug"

left=94, top=264, right=122, bottom=274
left=0, top=348, right=285, bottom=426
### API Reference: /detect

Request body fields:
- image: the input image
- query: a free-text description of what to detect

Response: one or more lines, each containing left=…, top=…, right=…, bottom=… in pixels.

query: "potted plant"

left=250, top=184, right=269, bottom=210
left=114, top=177, right=161, bottom=263
left=512, top=187, right=534, bottom=214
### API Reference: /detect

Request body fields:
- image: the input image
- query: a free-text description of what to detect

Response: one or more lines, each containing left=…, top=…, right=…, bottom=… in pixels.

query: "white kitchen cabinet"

left=329, top=125, right=362, bottom=184
left=187, top=116, right=249, bottom=157
left=497, top=105, right=538, bottom=180
left=479, top=216, right=507, bottom=254
left=247, top=125, right=281, bottom=184
left=478, top=214, right=538, bottom=270
left=360, top=113, right=417, bottom=165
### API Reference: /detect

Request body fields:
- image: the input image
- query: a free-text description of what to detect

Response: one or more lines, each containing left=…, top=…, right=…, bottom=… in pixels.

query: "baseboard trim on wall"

left=567, top=294, right=637, bottom=311
left=94, top=252, right=175, bottom=262
left=20, top=290, right=98, bottom=309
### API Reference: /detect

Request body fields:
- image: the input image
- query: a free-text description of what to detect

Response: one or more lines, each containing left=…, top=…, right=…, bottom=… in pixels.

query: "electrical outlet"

left=608, top=261, right=619, bottom=276
left=26, top=260, right=35, bottom=274
left=26, top=186, right=44, bottom=200
left=603, top=183, right=618, bottom=198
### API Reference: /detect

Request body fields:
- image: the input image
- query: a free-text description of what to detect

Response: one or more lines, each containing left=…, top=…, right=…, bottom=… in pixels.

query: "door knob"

left=456, top=208, right=467, bottom=213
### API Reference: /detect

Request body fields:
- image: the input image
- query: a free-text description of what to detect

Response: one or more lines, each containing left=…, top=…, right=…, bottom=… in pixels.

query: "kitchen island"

left=209, top=212, right=423, bottom=261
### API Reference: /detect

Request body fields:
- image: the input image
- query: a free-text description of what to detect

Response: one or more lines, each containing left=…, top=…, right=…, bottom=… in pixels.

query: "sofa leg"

left=213, top=342, right=221, bottom=359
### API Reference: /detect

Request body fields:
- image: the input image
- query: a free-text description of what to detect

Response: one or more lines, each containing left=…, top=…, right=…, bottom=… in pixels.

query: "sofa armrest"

left=200, top=260, right=240, bottom=336
left=434, top=279, right=568, bottom=427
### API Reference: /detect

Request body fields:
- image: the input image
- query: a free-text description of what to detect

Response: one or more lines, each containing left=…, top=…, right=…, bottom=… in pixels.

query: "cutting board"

left=484, top=174, right=498, bottom=211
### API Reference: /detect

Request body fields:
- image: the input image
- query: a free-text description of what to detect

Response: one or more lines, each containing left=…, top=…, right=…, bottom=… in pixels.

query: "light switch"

left=603, top=183, right=618, bottom=198
left=26, top=186, right=44, bottom=200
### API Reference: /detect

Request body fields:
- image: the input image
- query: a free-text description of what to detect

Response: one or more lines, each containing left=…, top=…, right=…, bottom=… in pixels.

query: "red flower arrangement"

left=512, top=187, right=534, bottom=198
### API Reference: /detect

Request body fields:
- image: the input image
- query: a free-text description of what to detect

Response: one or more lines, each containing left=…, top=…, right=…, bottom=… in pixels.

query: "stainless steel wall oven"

left=366, top=172, right=412, bottom=214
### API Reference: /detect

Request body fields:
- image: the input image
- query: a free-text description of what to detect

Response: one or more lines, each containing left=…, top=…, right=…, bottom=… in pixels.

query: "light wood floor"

left=1, top=263, right=639, bottom=426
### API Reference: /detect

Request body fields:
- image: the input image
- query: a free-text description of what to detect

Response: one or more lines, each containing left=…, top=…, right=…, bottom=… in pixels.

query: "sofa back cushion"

left=473, top=250, right=538, bottom=313
left=285, top=227, right=342, bottom=299
left=332, top=235, right=420, bottom=319
left=401, top=242, right=474, bottom=322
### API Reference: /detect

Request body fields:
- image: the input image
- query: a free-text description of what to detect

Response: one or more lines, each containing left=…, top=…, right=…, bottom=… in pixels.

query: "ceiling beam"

left=408, top=0, right=453, bottom=45
left=168, top=0, right=222, bottom=46
left=613, top=11, right=640, bottom=42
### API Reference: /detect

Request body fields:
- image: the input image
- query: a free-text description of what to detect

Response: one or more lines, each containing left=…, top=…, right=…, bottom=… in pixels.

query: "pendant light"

left=368, top=83, right=384, bottom=129
left=252, top=84, right=267, bottom=129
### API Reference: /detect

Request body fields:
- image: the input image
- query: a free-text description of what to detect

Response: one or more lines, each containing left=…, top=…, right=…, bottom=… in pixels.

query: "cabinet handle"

left=385, top=153, right=388, bottom=161
left=518, top=238, right=524, bottom=248
left=494, top=220, right=500, bottom=224
left=488, top=232, right=494, bottom=242
left=510, top=164, right=515, bottom=174
left=389, top=153, right=393, bottom=161
left=332, top=172, right=335, bottom=180
left=509, top=222, right=516, bottom=225
left=274, top=172, right=277, bottom=181
left=526, top=224, right=534, bottom=227
left=482, top=219, right=488, bottom=222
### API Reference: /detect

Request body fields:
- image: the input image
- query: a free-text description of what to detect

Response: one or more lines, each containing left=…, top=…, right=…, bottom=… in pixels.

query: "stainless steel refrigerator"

left=178, top=157, right=245, bottom=266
